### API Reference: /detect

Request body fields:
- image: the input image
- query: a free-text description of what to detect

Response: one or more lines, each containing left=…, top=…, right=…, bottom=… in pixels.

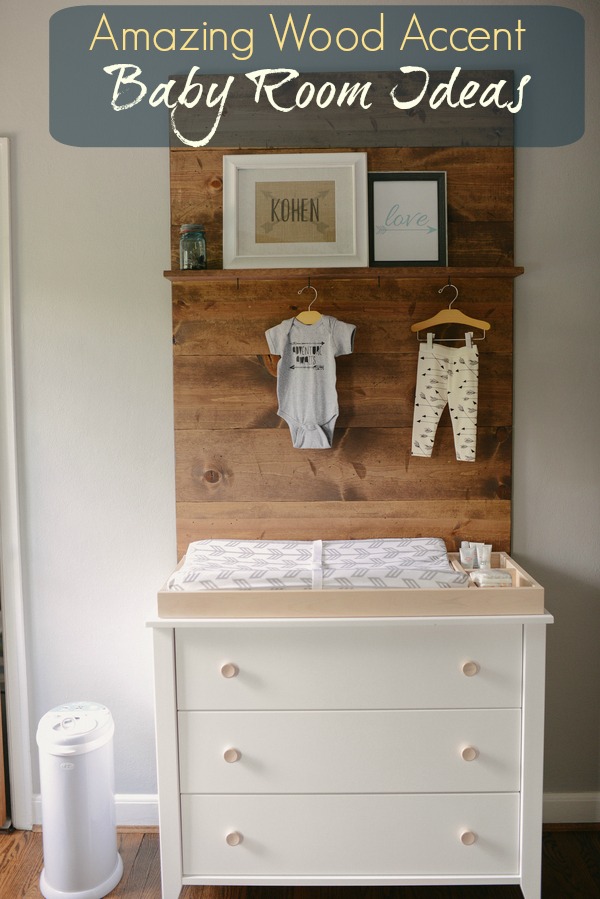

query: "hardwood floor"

left=0, top=827, right=598, bottom=899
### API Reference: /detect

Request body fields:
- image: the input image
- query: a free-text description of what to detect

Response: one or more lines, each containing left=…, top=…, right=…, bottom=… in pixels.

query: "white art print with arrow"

left=368, top=171, right=447, bottom=266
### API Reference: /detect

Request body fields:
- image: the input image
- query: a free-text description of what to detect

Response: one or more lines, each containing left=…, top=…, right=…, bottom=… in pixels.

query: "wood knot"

left=497, top=481, right=511, bottom=500
left=262, top=354, right=279, bottom=378
left=192, top=462, right=225, bottom=487
left=209, top=176, right=223, bottom=192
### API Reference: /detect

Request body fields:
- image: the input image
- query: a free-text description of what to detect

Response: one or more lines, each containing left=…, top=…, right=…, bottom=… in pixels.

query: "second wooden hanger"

left=411, top=281, right=491, bottom=341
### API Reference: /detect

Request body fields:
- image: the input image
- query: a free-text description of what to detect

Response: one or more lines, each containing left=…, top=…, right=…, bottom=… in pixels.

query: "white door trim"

left=0, top=136, right=33, bottom=830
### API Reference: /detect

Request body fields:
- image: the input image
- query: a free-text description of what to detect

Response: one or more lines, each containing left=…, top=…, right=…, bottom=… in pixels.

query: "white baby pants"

left=411, top=338, right=479, bottom=462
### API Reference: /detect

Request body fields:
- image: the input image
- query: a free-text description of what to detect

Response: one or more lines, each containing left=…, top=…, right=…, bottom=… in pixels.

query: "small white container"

left=476, top=544, right=493, bottom=569
left=459, top=542, right=475, bottom=567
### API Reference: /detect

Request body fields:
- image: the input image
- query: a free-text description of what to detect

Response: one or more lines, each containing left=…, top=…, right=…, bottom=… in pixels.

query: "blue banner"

left=49, top=5, right=585, bottom=147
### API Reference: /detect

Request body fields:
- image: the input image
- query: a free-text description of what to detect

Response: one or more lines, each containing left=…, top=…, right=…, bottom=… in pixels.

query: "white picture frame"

left=223, top=152, right=368, bottom=269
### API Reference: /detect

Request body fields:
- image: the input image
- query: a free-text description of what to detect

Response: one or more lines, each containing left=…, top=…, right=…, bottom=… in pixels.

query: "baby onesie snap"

left=411, top=336, right=479, bottom=462
left=266, top=315, right=356, bottom=449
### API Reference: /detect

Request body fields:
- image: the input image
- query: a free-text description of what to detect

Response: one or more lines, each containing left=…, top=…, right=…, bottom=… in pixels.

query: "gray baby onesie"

left=265, top=315, right=356, bottom=449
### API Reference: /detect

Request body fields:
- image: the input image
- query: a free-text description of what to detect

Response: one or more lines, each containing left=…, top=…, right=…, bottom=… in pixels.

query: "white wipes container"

left=36, top=702, right=123, bottom=899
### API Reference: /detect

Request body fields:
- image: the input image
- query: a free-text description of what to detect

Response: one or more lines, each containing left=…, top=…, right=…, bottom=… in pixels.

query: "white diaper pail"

left=36, top=702, right=123, bottom=899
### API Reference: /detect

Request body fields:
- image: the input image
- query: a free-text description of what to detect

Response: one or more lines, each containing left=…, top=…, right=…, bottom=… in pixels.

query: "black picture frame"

left=368, top=172, right=448, bottom=266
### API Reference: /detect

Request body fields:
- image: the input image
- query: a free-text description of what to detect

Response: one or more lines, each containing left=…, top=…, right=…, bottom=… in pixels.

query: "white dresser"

left=150, top=608, right=552, bottom=899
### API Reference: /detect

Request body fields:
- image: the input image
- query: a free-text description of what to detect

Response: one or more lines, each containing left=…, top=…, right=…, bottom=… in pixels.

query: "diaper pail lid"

left=36, top=701, right=114, bottom=756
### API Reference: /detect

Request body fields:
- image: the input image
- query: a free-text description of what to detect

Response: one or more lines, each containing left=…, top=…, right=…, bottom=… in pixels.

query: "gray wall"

left=512, top=142, right=600, bottom=788
left=1, top=0, right=598, bottom=814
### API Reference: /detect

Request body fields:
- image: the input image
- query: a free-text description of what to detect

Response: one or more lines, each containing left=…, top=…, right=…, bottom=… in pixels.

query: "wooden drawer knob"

left=462, top=661, right=480, bottom=677
left=460, top=831, right=477, bottom=846
left=226, top=831, right=243, bottom=846
left=461, top=746, right=479, bottom=762
left=223, top=748, right=241, bottom=763
left=221, top=663, right=239, bottom=679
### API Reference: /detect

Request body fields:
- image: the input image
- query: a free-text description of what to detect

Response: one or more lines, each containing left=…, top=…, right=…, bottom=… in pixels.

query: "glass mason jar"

left=179, top=224, right=206, bottom=270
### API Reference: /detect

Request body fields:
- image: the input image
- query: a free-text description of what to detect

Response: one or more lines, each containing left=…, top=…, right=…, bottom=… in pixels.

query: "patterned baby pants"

left=411, top=336, right=479, bottom=462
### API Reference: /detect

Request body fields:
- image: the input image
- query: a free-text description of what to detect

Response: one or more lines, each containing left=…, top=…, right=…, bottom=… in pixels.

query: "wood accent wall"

left=169, top=146, right=517, bottom=559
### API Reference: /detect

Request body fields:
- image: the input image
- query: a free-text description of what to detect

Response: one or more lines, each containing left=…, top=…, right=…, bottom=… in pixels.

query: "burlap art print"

left=255, top=180, right=336, bottom=244
left=222, top=152, right=368, bottom=268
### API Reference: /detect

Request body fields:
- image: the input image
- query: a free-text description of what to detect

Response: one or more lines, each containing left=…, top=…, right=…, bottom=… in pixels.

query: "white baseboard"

left=114, top=794, right=159, bottom=827
left=32, top=791, right=600, bottom=829
left=543, top=792, right=600, bottom=824
left=33, top=793, right=159, bottom=828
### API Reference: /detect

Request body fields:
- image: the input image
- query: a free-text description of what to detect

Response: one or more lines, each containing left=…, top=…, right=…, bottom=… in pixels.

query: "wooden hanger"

left=410, top=282, right=491, bottom=341
left=296, top=284, right=322, bottom=324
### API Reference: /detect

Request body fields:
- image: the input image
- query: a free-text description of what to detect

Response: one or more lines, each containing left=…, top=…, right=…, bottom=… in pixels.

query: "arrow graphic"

left=376, top=225, right=437, bottom=234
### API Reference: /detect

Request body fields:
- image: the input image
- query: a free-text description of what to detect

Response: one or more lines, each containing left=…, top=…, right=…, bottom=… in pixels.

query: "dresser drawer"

left=175, top=624, right=522, bottom=710
left=179, top=708, right=521, bottom=794
left=181, top=792, right=519, bottom=878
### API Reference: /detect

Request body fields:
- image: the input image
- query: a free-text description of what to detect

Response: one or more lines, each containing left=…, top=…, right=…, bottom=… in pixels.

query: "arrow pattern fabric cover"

left=167, top=537, right=468, bottom=591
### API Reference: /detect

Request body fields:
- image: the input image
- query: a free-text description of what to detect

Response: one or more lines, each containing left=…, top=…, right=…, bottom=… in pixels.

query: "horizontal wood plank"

left=173, top=353, right=512, bottom=429
left=170, top=147, right=514, bottom=219
left=175, top=498, right=510, bottom=558
left=174, top=315, right=513, bottom=356
left=174, top=427, right=512, bottom=504
left=449, top=222, right=513, bottom=266
left=172, top=274, right=513, bottom=322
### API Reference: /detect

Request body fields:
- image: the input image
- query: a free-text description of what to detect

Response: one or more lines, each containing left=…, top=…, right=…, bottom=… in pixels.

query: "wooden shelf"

left=164, top=266, right=524, bottom=284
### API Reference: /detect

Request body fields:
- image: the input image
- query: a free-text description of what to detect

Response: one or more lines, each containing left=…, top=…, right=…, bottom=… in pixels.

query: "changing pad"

left=166, top=537, right=469, bottom=592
